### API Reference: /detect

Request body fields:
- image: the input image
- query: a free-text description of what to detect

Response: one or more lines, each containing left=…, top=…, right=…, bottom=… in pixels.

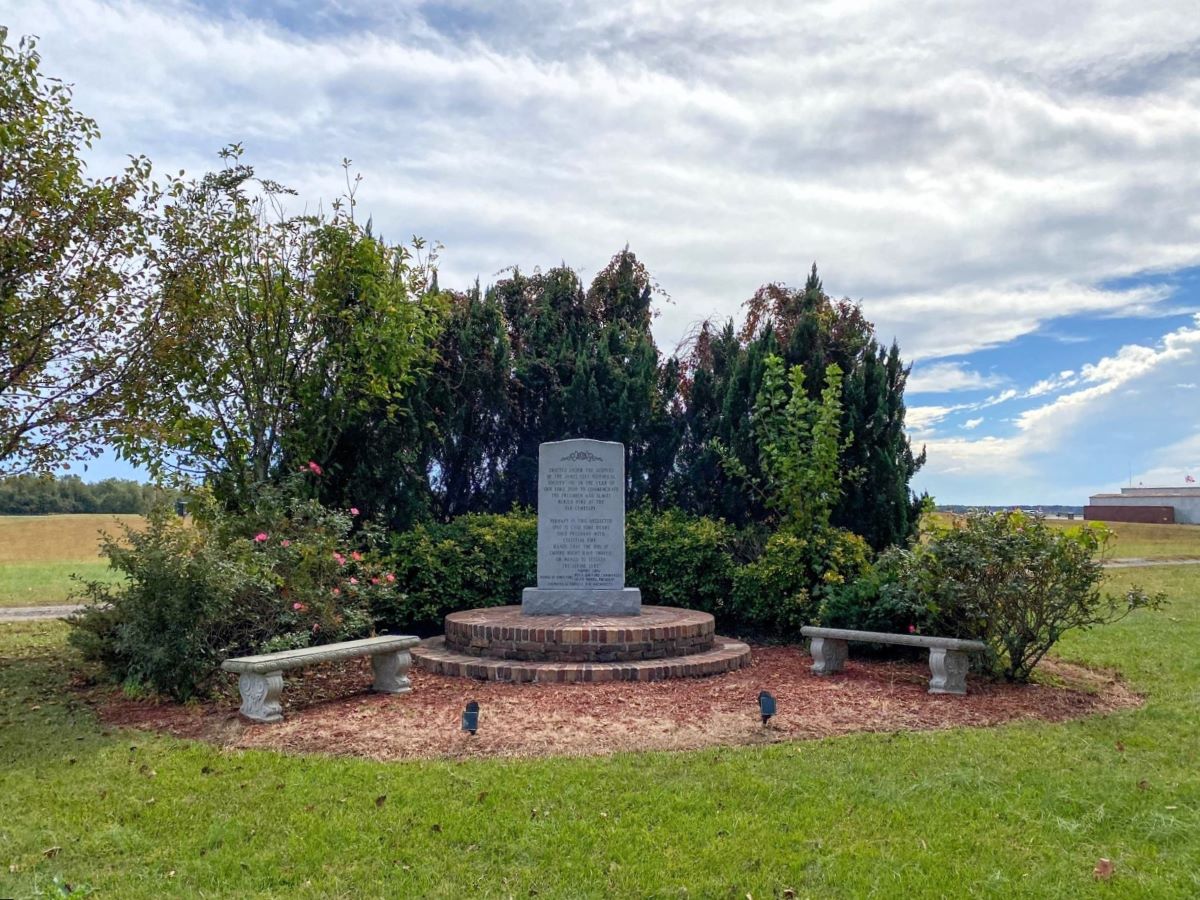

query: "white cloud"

left=962, top=417, right=984, bottom=430
left=8, top=0, right=1200, bottom=501
left=907, top=362, right=1006, bottom=394
left=905, top=405, right=965, bottom=437
left=875, top=284, right=1175, bottom=360
left=1025, top=371, right=1080, bottom=397
left=4, top=0, right=1199, bottom=359
left=980, top=388, right=1020, bottom=407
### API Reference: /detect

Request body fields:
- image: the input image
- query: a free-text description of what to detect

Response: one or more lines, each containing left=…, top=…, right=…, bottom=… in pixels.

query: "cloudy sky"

left=8, top=0, right=1200, bottom=504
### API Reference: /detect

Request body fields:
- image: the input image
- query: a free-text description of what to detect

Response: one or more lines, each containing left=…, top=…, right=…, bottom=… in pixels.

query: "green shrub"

left=380, top=509, right=743, bottom=632
left=376, top=511, right=538, bottom=633
left=867, top=511, right=1166, bottom=681
left=379, top=508, right=876, bottom=640
left=626, top=509, right=738, bottom=617
left=818, top=547, right=936, bottom=635
left=68, top=476, right=395, bottom=700
left=731, top=527, right=870, bottom=638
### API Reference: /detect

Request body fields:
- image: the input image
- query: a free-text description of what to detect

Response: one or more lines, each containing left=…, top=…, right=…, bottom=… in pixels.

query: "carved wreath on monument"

left=560, top=450, right=604, bottom=463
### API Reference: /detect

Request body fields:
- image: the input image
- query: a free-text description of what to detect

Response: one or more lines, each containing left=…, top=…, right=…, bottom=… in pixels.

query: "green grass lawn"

left=1091, top=522, right=1200, bottom=560
left=0, top=515, right=141, bottom=607
left=1, top=564, right=1197, bottom=898
left=0, top=561, right=124, bottom=607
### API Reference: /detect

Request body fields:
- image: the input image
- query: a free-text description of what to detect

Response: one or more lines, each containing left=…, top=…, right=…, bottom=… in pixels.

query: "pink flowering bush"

left=69, top=473, right=400, bottom=699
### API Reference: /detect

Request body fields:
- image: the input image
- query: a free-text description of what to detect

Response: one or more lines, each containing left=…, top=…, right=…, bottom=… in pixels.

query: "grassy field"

left=0, top=515, right=142, bottom=607
left=934, top=513, right=1200, bottom=560
left=1073, top=521, right=1200, bottom=560
left=1, top=563, right=1197, bottom=896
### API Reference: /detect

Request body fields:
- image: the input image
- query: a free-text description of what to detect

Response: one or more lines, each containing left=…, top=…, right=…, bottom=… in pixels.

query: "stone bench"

left=221, top=635, right=420, bottom=723
left=800, top=626, right=987, bottom=695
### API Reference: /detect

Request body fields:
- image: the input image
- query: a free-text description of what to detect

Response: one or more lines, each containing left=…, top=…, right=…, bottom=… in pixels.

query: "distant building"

left=1085, top=486, right=1200, bottom=525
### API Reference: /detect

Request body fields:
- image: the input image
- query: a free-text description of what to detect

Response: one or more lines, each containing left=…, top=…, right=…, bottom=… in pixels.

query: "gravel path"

left=1103, top=557, right=1200, bottom=569
left=0, top=604, right=85, bottom=622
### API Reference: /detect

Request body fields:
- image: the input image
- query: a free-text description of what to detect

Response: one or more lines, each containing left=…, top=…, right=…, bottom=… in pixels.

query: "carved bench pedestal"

left=927, top=647, right=971, bottom=695
left=237, top=672, right=284, bottom=723
left=371, top=650, right=413, bottom=694
left=809, top=637, right=849, bottom=675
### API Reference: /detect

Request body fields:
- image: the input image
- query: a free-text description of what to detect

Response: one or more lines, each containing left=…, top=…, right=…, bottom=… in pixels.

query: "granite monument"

left=520, top=439, right=642, bottom=616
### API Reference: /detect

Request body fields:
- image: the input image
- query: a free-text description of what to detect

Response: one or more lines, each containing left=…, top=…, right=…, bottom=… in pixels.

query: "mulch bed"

left=88, top=646, right=1142, bottom=761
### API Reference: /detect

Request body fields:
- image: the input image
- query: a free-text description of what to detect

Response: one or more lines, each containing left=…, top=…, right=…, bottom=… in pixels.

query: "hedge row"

left=372, top=509, right=871, bottom=640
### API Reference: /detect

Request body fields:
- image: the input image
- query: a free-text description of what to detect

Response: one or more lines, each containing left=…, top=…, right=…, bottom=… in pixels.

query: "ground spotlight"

left=462, top=700, right=480, bottom=735
left=758, top=690, right=776, bottom=726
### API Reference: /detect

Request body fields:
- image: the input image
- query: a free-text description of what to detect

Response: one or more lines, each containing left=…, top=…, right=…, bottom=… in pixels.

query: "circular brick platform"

left=411, top=635, right=751, bottom=683
left=412, top=604, right=752, bottom=682
left=443, top=605, right=716, bottom=662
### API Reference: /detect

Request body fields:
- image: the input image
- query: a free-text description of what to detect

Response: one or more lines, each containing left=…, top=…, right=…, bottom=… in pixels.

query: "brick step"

left=443, top=605, right=717, bottom=663
left=411, top=635, right=752, bottom=683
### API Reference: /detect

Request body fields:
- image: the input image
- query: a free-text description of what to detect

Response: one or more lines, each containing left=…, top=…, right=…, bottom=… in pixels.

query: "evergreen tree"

left=679, top=265, right=925, bottom=546
left=299, top=250, right=923, bottom=548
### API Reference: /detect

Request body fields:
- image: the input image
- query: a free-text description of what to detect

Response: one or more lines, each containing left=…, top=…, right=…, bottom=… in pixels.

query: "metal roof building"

left=1086, top=486, right=1200, bottom=525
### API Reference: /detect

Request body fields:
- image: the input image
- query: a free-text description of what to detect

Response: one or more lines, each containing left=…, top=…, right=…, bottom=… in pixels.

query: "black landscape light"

left=462, top=700, right=480, bottom=735
left=758, top=691, right=776, bottom=726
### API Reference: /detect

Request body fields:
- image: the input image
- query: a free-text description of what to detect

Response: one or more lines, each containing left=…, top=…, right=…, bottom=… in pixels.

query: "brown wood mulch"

left=88, top=646, right=1142, bottom=761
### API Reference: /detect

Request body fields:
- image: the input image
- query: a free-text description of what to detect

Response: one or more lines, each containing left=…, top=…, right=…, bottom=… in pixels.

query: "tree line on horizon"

left=0, top=474, right=167, bottom=516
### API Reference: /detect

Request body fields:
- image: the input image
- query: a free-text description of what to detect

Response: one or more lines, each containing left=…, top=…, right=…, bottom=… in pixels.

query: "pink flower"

left=370, top=577, right=380, bottom=585
left=349, top=577, right=359, bottom=585
left=307, top=461, right=323, bottom=475
left=384, top=573, right=395, bottom=583
left=351, top=551, right=363, bottom=562
left=280, top=539, right=291, bottom=548
left=254, top=532, right=269, bottom=543
left=350, top=507, right=360, bottom=516
left=908, top=624, right=917, bottom=634
left=333, top=552, right=346, bottom=566
left=292, top=602, right=306, bottom=611
left=331, top=587, right=341, bottom=596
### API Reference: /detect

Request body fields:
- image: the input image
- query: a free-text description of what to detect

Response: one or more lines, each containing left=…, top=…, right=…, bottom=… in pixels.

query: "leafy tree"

left=0, top=29, right=159, bottom=475
left=835, top=340, right=927, bottom=549
left=424, top=249, right=680, bottom=516
left=121, top=148, right=445, bottom=501
left=422, top=283, right=515, bottom=519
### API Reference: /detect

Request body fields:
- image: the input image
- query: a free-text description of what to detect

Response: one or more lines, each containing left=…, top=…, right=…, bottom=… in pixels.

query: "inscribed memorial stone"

left=521, top=439, right=642, bottom=616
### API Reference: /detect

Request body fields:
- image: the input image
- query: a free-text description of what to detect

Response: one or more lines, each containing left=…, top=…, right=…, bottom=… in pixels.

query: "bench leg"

left=810, top=637, right=848, bottom=675
left=928, top=648, right=970, bottom=695
left=371, top=650, right=412, bottom=694
left=237, top=671, right=284, bottom=723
